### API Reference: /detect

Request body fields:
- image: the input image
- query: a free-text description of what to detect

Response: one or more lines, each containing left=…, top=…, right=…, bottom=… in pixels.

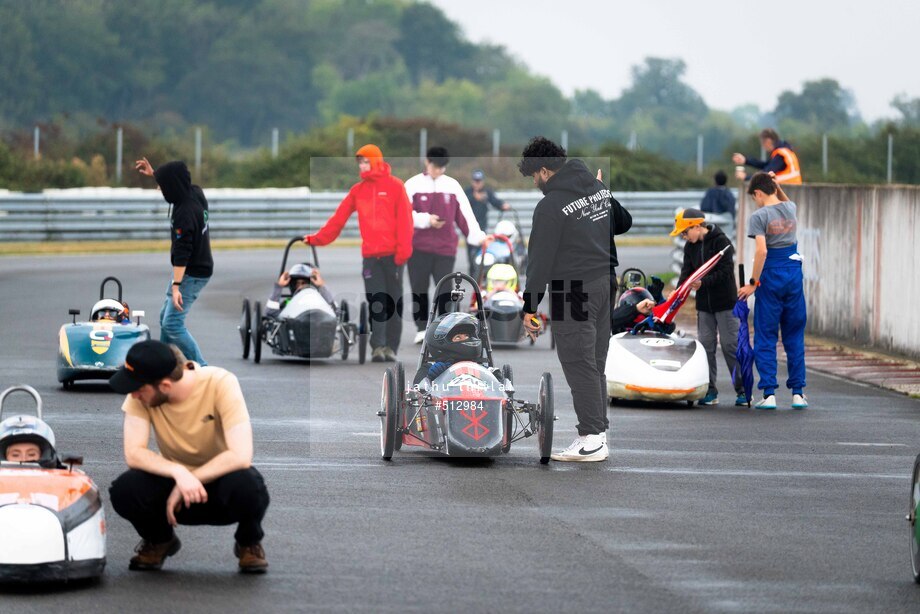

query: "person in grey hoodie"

left=519, top=137, right=632, bottom=463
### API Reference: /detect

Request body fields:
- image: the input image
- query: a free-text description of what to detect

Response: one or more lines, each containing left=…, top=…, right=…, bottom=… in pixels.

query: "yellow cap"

left=669, top=208, right=706, bottom=237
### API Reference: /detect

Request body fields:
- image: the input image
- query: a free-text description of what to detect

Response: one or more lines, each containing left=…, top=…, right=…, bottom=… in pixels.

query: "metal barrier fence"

left=0, top=189, right=713, bottom=241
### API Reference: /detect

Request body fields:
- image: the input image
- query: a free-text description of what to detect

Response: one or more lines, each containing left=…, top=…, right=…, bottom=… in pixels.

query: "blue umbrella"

left=732, top=298, right=754, bottom=407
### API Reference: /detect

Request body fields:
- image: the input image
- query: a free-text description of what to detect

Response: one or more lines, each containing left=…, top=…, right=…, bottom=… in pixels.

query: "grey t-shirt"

left=747, top=201, right=798, bottom=248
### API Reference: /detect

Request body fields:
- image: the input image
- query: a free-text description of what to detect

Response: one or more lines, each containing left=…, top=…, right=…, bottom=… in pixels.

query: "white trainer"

left=414, top=331, right=426, bottom=344
left=754, top=395, right=777, bottom=410
left=550, top=434, right=608, bottom=462
left=791, top=394, right=808, bottom=409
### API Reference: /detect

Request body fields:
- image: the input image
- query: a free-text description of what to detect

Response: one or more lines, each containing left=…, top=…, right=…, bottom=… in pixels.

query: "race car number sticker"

left=639, top=338, right=674, bottom=347
left=445, top=400, right=485, bottom=412
left=90, top=324, right=114, bottom=355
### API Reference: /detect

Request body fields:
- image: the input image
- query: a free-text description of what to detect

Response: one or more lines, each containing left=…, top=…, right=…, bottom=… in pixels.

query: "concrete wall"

left=735, top=184, right=920, bottom=359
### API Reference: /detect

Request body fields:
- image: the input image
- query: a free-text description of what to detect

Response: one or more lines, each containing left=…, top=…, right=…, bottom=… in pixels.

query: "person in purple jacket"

left=405, top=146, right=486, bottom=344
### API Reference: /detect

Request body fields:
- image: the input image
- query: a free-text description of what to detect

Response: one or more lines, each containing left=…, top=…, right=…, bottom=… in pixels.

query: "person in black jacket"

left=136, top=158, right=213, bottom=366
left=670, top=208, right=744, bottom=406
left=519, top=137, right=632, bottom=463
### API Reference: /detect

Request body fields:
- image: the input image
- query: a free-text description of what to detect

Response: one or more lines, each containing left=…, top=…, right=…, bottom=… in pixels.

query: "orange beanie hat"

left=355, top=144, right=384, bottom=169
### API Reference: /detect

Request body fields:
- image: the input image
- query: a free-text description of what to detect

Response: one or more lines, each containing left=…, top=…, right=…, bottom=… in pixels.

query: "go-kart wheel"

left=686, top=400, right=695, bottom=407
left=340, top=328, right=349, bottom=361
left=549, top=322, right=556, bottom=350
left=252, top=301, right=263, bottom=364
left=62, top=379, right=73, bottom=391
left=537, top=372, right=555, bottom=464
left=500, top=365, right=514, bottom=453
left=380, top=367, right=399, bottom=460
left=240, top=298, right=251, bottom=360
left=909, top=453, right=920, bottom=583
left=394, top=362, right=405, bottom=451
left=358, top=302, right=369, bottom=365
left=341, top=300, right=351, bottom=323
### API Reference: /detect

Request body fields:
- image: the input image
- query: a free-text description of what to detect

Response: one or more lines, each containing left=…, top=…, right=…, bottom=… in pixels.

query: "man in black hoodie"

left=519, top=137, right=632, bottom=462
left=137, top=158, right=213, bottom=366
left=671, top=208, right=745, bottom=406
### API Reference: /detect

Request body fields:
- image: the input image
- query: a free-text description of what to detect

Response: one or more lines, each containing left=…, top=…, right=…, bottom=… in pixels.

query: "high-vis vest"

left=771, top=147, right=802, bottom=184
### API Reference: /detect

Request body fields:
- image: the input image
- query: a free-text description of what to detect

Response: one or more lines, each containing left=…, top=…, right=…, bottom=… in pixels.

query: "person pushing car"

left=305, top=144, right=413, bottom=363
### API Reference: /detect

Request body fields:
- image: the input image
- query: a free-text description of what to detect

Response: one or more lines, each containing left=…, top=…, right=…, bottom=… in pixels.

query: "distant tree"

left=774, top=79, right=860, bottom=133
left=614, top=58, right=707, bottom=121
left=395, top=2, right=475, bottom=83
left=891, top=94, right=920, bottom=126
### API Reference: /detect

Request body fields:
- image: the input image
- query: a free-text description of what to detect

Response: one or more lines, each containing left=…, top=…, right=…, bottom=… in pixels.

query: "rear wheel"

left=537, top=373, right=555, bottom=464
left=252, top=301, right=263, bottom=364
left=909, top=453, right=920, bottom=583
left=380, top=368, right=399, bottom=460
left=501, top=365, right=515, bottom=453
left=240, top=299, right=251, bottom=359
left=394, top=362, right=405, bottom=451
left=358, top=302, right=369, bottom=365
left=62, top=380, right=74, bottom=391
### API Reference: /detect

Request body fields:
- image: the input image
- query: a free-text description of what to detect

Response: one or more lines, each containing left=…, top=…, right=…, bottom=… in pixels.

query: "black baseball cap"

left=109, top=340, right=179, bottom=394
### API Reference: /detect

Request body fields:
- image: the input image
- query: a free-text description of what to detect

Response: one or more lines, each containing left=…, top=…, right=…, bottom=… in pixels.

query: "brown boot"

left=234, top=542, right=268, bottom=574
left=129, top=536, right=181, bottom=571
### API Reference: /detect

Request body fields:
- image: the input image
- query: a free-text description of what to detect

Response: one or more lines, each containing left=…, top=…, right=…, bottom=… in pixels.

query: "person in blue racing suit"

left=413, top=312, right=482, bottom=386
left=265, top=263, right=335, bottom=318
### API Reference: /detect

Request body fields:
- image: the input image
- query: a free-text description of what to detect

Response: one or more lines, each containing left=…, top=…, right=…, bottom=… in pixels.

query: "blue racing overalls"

left=753, top=244, right=806, bottom=394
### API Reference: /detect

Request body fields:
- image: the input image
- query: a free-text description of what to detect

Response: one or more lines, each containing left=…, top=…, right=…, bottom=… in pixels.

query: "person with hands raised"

left=108, top=340, right=270, bottom=574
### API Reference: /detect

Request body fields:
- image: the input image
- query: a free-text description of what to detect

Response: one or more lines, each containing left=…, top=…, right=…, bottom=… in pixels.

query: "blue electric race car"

left=57, top=277, right=150, bottom=390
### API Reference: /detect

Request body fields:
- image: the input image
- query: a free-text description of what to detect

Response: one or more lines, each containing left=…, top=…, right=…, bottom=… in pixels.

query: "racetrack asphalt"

left=2, top=245, right=919, bottom=613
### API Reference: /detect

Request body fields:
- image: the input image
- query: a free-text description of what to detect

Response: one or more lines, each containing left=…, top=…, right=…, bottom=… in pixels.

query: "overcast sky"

left=429, top=0, right=920, bottom=121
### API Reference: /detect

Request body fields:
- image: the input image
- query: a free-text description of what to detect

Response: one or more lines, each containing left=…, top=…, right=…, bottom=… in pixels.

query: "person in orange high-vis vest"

left=732, top=128, right=803, bottom=184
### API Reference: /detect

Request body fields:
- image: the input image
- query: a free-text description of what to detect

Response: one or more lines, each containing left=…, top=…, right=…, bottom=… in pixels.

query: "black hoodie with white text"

left=522, top=159, right=631, bottom=314
left=154, top=161, right=213, bottom=279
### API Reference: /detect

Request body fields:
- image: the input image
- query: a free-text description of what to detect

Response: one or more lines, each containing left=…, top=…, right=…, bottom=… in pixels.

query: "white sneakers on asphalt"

left=550, top=432, right=608, bottom=462
left=791, top=394, right=808, bottom=409
left=414, top=331, right=426, bottom=344
left=754, top=395, right=777, bottom=410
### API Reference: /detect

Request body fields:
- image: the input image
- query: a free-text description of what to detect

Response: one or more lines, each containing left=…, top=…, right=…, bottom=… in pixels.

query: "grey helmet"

left=0, top=415, right=57, bottom=468
left=288, top=263, right=315, bottom=292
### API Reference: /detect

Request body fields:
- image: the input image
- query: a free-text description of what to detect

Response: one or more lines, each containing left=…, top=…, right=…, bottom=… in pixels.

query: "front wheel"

left=537, top=372, right=554, bottom=464
left=394, top=362, right=405, bottom=451
left=340, top=328, right=349, bottom=361
left=252, top=301, right=263, bottom=364
left=909, top=453, right=920, bottom=583
left=380, top=368, right=399, bottom=460
left=240, top=298, right=251, bottom=359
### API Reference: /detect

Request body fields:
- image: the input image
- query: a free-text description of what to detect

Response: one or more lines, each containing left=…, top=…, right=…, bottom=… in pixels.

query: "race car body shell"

left=57, top=321, right=151, bottom=383
left=0, top=465, right=106, bottom=582
left=605, top=331, right=708, bottom=402
left=274, top=288, right=338, bottom=358
left=482, top=290, right=525, bottom=345
left=406, top=362, right=506, bottom=457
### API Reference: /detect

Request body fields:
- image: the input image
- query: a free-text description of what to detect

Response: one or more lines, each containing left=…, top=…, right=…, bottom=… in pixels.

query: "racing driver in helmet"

left=413, top=312, right=482, bottom=386
left=91, top=298, right=131, bottom=324
left=265, top=263, right=335, bottom=318
left=0, top=414, right=59, bottom=467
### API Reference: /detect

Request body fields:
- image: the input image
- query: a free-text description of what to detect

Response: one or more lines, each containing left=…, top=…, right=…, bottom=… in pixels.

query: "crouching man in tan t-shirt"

left=108, top=340, right=270, bottom=573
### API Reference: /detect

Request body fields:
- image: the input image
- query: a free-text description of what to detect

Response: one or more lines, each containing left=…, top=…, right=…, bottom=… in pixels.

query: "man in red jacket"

left=304, top=145, right=413, bottom=362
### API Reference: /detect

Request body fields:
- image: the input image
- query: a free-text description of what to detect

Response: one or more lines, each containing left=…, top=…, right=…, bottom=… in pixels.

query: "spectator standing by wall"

left=699, top=170, right=737, bottom=219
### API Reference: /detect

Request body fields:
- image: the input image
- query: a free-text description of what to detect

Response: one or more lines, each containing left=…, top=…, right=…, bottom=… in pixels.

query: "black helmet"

left=618, top=287, right=654, bottom=309
left=425, top=312, right=481, bottom=362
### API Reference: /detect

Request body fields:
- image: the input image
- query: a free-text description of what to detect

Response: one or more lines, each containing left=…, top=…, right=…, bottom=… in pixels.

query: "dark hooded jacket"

left=522, top=159, right=632, bottom=314
left=154, top=161, right=213, bottom=278
left=677, top=223, right=735, bottom=313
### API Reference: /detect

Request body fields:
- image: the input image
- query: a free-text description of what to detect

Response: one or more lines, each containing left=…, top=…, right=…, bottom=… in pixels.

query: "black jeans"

left=363, top=256, right=405, bottom=352
left=109, top=467, right=270, bottom=546
left=408, top=251, right=456, bottom=331
left=550, top=276, right=612, bottom=436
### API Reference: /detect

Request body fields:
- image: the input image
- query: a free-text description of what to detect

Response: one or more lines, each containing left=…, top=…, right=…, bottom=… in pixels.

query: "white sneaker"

left=754, top=395, right=777, bottom=410
left=414, top=331, right=426, bottom=344
left=550, top=434, right=608, bottom=462
left=791, top=394, right=808, bottom=409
